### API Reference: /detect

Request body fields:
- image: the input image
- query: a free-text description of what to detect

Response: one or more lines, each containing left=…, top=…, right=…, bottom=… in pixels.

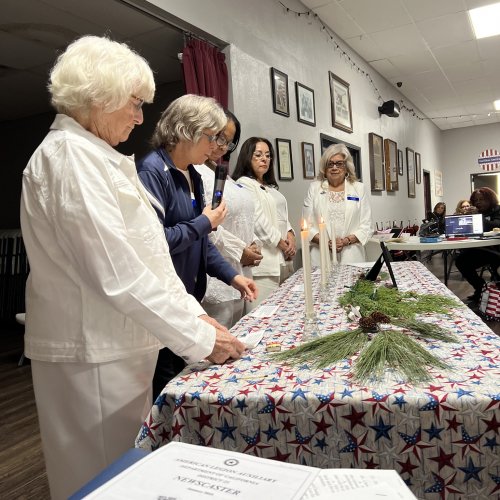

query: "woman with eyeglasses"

left=136, top=95, right=257, bottom=399
left=303, top=143, right=373, bottom=265
left=233, top=137, right=296, bottom=310
left=194, top=110, right=263, bottom=328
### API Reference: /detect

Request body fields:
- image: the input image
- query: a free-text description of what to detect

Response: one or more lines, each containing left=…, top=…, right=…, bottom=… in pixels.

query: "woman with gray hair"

left=137, top=95, right=257, bottom=399
left=20, top=37, right=245, bottom=499
left=303, top=143, right=373, bottom=264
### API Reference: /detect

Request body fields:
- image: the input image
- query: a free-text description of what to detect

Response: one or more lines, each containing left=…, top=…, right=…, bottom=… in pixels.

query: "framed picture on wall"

left=369, top=132, right=385, bottom=191
left=276, top=138, right=294, bottom=180
left=384, top=138, right=398, bottom=191
left=320, top=133, right=362, bottom=180
left=270, top=67, right=290, bottom=117
left=301, top=142, right=316, bottom=179
left=415, top=152, right=422, bottom=184
left=397, top=149, right=404, bottom=176
left=406, top=147, right=416, bottom=198
left=435, top=170, right=443, bottom=196
left=295, top=82, right=316, bottom=126
left=328, top=71, right=353, bottom=133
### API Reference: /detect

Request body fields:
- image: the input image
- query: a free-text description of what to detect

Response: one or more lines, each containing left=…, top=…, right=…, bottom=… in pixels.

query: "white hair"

left=49, top=35, right=155, bottom=117
left=319, top=143, right=358, bottom=183
left=151, top=94, right=226, bottom=150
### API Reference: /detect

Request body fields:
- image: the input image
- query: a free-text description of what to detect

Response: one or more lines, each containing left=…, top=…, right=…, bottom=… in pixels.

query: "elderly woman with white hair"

left=136, top=95, right=257, bottom=399
left=20, top=36, right=245, bottom=499
left=303, top=143, right=373, bottom=264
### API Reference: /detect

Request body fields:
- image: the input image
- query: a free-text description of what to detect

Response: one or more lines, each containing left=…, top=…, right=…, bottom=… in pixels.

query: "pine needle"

left=272, top=329, right=369, bottom=369
left=392, top=318, right=458, bottom=343
left=354, top=330, right=450, bottom=384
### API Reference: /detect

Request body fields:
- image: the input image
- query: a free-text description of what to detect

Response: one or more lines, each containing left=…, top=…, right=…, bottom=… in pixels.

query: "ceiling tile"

left=389, top=50, right=439, bottom=75
left=313, top=3, right=364, bottom=39
left=477, top=35, right=500, bottom=60
left=370, top=59, right=401, bottom=79
left=433, top=40, right=480, bottom=68
left=344, top=34, right=383, bottom=62
left=402, top=0, right=466, bottom=22
left=444, top=61, right=484, bottom=83
left=416, top=12, right=475, bottom=48
left=371, top=25, right=428, bottom=57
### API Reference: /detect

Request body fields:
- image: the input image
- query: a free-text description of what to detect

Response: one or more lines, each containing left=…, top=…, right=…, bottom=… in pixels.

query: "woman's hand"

left=240, top=245, right=263, bottom=267
left=202, top=200, right=227, bottom=229
left=231, top=275, right=258, bottom=301
left=284, top=231, right=296, bottom=260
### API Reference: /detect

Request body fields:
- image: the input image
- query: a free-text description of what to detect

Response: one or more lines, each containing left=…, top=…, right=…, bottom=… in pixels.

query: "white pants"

left=31, top=351, right=157, bottom=500
left=201, top=298, right=244, bottom=329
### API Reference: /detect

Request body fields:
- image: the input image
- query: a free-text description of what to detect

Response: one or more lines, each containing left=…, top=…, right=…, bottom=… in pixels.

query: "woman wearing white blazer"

left=233, top=137, right=296, bottom=310
left=303, top=143, right=373, bottom=265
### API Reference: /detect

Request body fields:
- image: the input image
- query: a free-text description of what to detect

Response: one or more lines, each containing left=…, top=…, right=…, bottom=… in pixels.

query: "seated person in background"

left=455, top=187, right=500, bottom=304
left=424, top=202, right=446, bottom=234
left=454, top=199, right=476, bottom=215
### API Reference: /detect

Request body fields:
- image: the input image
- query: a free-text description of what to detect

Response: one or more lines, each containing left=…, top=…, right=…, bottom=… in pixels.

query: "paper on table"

left=239, top=329, right=265, bottom=349
left=84, top=441, right=319, bottom=500
left=302, top=469, right=416, bottom=499
left=248, top=304, right=279, bottom=318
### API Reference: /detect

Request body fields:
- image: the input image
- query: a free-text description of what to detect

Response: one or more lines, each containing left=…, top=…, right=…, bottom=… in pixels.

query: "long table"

left=136, top=262, right=500, bottom=499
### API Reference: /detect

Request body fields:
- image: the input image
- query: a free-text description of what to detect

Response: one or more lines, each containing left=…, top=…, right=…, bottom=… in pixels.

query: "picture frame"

left=415, top=152, right=422, bottom=184
left=276, top=138, right=294, bottom=180
left=406, top=147, right=416, bottom=198
left=295, top=82, right=316, bottom=126
left=328, top=71, right=353, bottom=133
left=320, top=133, right=362, bottom=181
left=368, top=132, right=385, bottom=191
left=435, top=170, right=443, bottom=196
left=384, top=138, right=398, bottom=191
left=301, top=142, right=316, bottom=179
left=270, top=67, right=289, bottom=117
left=397, top=149, right=404, bottom=176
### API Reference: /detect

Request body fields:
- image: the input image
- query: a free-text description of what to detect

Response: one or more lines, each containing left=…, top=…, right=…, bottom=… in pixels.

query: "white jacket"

left=21, top=114, right=215, bottom=364
left=303, top=180, right=373, bottom=265
left=237, top=177, right=283, bottom=277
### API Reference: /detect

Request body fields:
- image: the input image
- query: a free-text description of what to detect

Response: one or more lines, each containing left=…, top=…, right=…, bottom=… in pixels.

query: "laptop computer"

left=444, top=214, right=483, bottom=238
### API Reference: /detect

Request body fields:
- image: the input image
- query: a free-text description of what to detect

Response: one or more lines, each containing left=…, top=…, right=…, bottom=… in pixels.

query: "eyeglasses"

left=202, top=132, right=219, bottom=143
left=130, top=95, right=144, bottom=111
left=327, top=160, right=346, bottom=169
left=215, top=134, right=237, bottom=152
left=253, top=152, right=272, bottom=161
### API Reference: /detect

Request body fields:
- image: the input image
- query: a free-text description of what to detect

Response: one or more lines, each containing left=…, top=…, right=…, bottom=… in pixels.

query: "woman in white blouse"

left=303, top=143, right=373, bottom=264
left=195, top=111, right=262, bottom=328
left=233, top=137, right=296, bottom=310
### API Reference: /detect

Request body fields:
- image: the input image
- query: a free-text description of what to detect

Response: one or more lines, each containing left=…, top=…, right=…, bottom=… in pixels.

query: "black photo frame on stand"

left=365, top=242, right=398, bottom=288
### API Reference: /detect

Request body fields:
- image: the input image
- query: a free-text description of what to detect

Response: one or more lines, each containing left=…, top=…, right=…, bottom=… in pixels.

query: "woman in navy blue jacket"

left=137, top=94, right=257, bottom=398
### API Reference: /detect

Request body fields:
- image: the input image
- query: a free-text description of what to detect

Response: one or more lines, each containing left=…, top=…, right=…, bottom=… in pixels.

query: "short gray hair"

left=49, top=35, right=155, bottom=117
left=151, top=94, right=226, bottom=150
left=319, top=143, right=358, bottom=183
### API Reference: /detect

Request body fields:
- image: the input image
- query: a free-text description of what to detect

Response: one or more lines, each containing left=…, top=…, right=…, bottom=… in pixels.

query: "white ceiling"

left=302, top=0, right=500, bottom=130
left=3, top=0, right=500, bottom=130
left=0, top=0, right=184, bottom=122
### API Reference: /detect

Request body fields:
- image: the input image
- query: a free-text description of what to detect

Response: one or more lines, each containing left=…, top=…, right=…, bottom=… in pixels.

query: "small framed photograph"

left=397, top=149, right=404, bottom=176
left=270, top=67, right=289, bottom=117
left=435, top=170, right=443, bottom=196
left=406, top=147, right=416, bottom=198
left=384, top=138, right=398, bottom=192
left=301, top=142, right=315, bottom=179
left=276, top=138, right=294, bottom=180
left=415, top=152, right=422, bottom=184
left=368, top=132, right=384, bottom=191
left=329, top=71, right=353, bottom=133
left=295, top=82, right=316, bottom=126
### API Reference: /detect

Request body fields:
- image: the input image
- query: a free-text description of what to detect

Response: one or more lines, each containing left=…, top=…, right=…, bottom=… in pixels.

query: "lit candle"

left=329, top=219, right=338, bottom=264
left=319, top=217, right=328, bottom=287
left=301, top=219, right=314, bottom=318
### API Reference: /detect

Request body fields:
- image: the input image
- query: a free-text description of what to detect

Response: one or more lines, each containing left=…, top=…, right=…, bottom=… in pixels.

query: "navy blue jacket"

left=136, top=148, right=237, bottom=302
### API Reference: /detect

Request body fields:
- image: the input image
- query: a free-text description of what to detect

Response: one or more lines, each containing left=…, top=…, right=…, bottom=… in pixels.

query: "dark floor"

left=0, top=259, right=498, bottom=499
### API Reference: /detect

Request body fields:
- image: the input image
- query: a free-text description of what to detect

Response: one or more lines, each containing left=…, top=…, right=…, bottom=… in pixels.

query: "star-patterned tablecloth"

left=136, top=262, right=500, bottom=499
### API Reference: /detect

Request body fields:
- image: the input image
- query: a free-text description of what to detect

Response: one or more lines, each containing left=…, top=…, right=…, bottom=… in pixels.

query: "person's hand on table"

left=206, top=328, right=246, bottom=364
left=240, top=245, right=263, bottom=267
left=231, top=275, right=258, bottom=301
left=202, top=199, right=227, bottom=230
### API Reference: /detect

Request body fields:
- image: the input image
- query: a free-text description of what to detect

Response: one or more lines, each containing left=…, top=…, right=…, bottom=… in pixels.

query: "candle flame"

left=301, top=218, right=308, bottom=231
left=319, top=216, right=325, bottom=224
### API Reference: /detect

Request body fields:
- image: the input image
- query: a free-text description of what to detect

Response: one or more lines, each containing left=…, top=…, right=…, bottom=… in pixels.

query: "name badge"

left=347, top=195, right=360, bottom=201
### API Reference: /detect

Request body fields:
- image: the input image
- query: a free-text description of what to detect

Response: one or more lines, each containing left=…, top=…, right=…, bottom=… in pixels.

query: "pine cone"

left=370, top=311, right=390, bottom=323
left=359, top=316, right=377, bottom=332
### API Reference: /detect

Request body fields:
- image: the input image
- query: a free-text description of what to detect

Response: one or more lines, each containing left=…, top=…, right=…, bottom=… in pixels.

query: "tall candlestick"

left=330, top=219, right=338, bottom=264
left=319, top=219, right=328, bottom=287
left=301, top=220, right=314, bottom=318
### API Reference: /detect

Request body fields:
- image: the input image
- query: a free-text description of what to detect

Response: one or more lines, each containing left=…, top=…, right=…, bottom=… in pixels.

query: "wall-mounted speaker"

left=378, top=100, right=400, bottom=118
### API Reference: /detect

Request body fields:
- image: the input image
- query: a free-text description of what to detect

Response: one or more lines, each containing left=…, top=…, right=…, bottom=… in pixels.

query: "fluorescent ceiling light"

left=494, top=99, right=500, bottom=110
left=469, top=3, right=500, bottom=39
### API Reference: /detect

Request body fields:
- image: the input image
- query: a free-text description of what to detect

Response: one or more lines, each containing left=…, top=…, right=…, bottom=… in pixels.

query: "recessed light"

left=494, top=99, right=500, bottom=110
left=469, top=3, right=500, bottom=39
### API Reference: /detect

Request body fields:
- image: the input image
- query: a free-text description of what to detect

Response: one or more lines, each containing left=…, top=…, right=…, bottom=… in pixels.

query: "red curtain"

left=182, top=38, right=228, bottom=108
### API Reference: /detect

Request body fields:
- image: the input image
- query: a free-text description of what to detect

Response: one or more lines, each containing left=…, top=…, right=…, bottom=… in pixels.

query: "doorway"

left=423, top=170, right=431, bottom=218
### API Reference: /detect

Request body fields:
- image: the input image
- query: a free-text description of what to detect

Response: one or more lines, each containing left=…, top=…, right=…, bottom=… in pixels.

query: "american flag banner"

left=478, top=149, right=500, bottom=171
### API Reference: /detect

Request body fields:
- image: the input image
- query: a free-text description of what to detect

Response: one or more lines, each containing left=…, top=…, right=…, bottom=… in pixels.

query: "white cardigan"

left=303, top=179, right=373, bottom=265
left=237, top=177, right=283, bottom=278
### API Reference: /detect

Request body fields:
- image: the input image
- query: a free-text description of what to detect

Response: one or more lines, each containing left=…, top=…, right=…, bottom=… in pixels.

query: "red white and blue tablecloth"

left=136, top=262, right=500, bottom=499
